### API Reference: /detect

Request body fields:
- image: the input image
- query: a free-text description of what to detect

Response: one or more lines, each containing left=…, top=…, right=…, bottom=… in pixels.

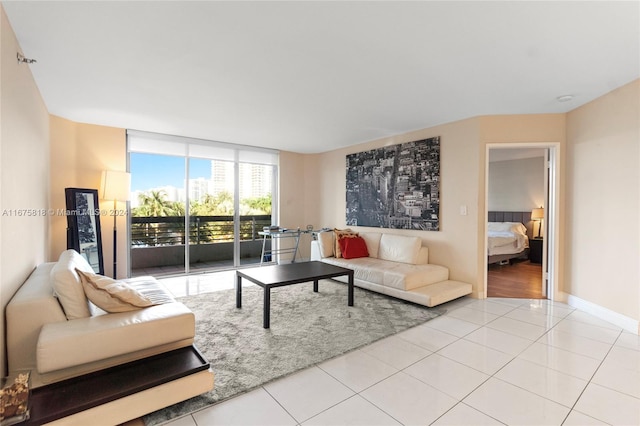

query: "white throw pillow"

left=50, top=250, right=94, bottom=320
left=317, top=231, right=335, bottom=258
left=378, top=234, right=422, bottom=264
left=76, top=270, right=155, bottom=313
left=360, top=232, right=381, bottom=258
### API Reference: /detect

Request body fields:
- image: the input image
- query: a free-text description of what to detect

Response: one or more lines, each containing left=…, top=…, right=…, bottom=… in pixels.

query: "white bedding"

left=487, top=222, right=529, bottom=256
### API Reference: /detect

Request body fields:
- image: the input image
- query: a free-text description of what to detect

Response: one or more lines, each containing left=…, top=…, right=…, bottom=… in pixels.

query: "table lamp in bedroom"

left=531, top=207, right=544, bottom=238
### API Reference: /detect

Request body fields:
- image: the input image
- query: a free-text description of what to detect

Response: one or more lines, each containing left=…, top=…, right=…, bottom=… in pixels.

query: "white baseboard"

left=565, top=294, right=639, bottom=334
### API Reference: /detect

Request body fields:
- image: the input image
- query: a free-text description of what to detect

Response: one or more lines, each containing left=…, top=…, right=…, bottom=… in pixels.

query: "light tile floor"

left=157, top=272, right=640, bottom=426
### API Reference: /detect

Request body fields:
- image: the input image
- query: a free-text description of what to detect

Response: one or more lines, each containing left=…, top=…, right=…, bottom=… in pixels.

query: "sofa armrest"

left=310, top=240, right=323, bottom=260
left=37, top=302, right=195, bottom=373
left=6, top=263, right=67, bottom=373
left=416, top=246, right=429, bottom=265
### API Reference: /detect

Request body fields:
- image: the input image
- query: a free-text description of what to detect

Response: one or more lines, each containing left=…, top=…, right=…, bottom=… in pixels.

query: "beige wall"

left=566, top=79, right=640, bottom=322
left=49, top=117, right=127, bottom=278
left=488, top=156, right=545, bottom=212
left=313, top=118, right=481, bottom=289
left=0, top=6, right=50, bottom=375
left=312, top=114, right=567, bottom=298
left=276, top=151, right=318, bottom=261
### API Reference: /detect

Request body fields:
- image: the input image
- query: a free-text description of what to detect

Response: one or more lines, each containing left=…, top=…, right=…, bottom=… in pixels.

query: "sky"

left=130, top=153, right=212, bottom=192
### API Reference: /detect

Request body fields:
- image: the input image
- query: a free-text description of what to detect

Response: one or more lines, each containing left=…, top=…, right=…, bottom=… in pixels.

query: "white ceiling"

left=4, top=1, right=639, bottom=154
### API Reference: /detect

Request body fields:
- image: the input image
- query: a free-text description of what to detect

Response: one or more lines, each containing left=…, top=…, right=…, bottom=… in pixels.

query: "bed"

left=487, top=211, right=532, bottom=265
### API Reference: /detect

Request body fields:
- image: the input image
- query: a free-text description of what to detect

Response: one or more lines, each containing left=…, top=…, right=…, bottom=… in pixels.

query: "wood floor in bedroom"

left=487, top=259, right=544, bottom=299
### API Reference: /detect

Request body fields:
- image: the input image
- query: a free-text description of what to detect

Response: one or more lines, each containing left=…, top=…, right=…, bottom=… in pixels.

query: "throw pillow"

left=339, top=236, right=369, bottom=259
left=378, top=234, right=422, bottom=264
left=317, top=231, right=335, bottom=258
left=333, top=228, right=358, bottom=258
left=76, top=269, right=155, bottom=313
left=50, top=250, right=95, bottom=320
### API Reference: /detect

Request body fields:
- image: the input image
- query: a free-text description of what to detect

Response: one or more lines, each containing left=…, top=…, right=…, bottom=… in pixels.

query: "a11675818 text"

left=2, top=209, right=128, bottom=217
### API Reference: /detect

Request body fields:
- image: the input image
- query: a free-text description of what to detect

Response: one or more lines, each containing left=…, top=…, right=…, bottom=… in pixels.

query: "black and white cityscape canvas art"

left=346, top=136, right=440, bottom=230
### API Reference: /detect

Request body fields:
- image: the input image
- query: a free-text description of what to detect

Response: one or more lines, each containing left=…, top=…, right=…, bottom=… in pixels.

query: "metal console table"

left=259, top=228, right=312, bottom=265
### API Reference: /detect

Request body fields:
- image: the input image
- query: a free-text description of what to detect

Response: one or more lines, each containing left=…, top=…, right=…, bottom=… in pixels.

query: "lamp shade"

left=531, top=207, right=544, bottom=220
left=102, top=170, right=131, bottom=201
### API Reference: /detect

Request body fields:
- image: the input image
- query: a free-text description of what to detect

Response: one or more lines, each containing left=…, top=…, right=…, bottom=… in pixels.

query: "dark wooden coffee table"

left=235, top=261, right=354, bottom=328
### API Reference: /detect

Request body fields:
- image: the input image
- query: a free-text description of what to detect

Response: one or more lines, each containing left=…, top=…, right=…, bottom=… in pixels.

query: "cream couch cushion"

left=360, top=232, right=382, bottom=258
left=322, top=257, right=385, bottom=284
left=50, top=250, right=94, bottom=320
left=37, top=302, right=195, bottom=374
left=378, top=234, right=421, bottom=264
left=383, top=263, right=449, bottom=290
left=322, top=256, right=448, bottom=291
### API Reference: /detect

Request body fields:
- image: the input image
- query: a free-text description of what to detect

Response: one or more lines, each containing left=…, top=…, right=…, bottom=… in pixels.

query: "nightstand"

left=529, top=238, right=543, bottom=264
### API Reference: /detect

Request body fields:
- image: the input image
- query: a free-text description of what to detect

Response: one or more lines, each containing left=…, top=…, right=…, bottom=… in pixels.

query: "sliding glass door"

left=129, top=152, right=187, bottom=276
left=127, top=131, right=278, bottom=277
left=187, top=158, right=236, bottom=272
left=237, top=162, right=274, bottom=267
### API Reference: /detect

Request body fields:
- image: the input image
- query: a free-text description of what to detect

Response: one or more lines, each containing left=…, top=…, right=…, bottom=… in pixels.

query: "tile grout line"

left=558, top=327, right=624, bottom=425
left=433, top=299, right=579, bottom=423
left=261, top=384, right=302, bottom=425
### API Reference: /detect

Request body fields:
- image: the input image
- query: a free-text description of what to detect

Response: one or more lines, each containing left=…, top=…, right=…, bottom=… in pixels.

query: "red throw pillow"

left=339, top=236, right=369, bottom=259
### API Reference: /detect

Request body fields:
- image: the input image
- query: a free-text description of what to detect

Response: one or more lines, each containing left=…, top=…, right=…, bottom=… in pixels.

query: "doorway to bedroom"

left=485, top=145, right=558, bottom=300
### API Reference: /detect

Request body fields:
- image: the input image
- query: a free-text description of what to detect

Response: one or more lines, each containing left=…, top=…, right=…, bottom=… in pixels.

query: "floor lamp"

left=102, top=171, right=131, bottom=279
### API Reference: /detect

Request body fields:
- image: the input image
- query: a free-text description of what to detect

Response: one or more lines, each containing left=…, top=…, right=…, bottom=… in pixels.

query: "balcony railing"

left=131, top=215, right=271, bottom=247
left=130, top=215, right=272, bottom=275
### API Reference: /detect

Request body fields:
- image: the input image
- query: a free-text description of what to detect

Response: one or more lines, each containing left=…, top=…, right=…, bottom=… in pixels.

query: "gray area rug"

left=144, top=279, right=441, bottom=425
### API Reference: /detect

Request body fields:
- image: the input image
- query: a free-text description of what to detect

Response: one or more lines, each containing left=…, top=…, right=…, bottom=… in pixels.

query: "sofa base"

left=392, top=280, right=473, bottom=307
left=46, top=369, right=213, bottom=426
left=43, top=369, right=213, bottom=426
left=33, top=338, right=195, bottom=387
left=24, top=345, right=213, bottom=426
left=333, top=275, right=472, bottom=307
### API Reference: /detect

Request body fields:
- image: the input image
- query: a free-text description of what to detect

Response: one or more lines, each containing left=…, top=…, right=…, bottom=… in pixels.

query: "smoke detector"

left=556, top=95, right=574, bottom=103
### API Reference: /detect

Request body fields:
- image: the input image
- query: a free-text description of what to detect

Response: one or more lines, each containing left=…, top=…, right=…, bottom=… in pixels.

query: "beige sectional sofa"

left=5, top=250, right=213, bottom=424
left=311, top=231, right=472, bottom=307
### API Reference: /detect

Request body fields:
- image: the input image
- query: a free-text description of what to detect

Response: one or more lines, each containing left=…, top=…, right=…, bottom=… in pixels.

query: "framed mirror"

left=65, top=188, right=104, bottom=275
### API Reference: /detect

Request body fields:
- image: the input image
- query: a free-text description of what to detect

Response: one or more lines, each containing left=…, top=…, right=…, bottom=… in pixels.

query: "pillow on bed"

left=488, top=222, right=527, bottom=235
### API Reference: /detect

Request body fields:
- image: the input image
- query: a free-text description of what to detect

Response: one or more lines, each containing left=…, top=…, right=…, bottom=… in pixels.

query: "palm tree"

left=169, top=201, right=185, bottom=216
left=132, top=190, right=177, bottom=246
left=242, top=194, right=272, bottom=215
left=191, top=192, right=235, bottom=216
left=135, top=190, right=173, bottom=217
